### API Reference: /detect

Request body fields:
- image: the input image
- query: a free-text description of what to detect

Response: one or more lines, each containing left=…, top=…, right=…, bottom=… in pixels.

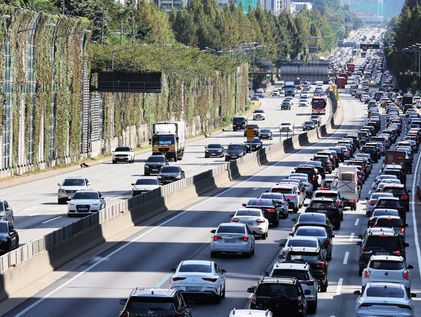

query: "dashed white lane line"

left=336, top=278, right=343, bottom=295
left=354, top=218, right=359, bottom=226
left=349, top=232, right=355, bottom=241
left=42, top=216, right=62, bottom=224
left=343, top=251, right=349, bottom=265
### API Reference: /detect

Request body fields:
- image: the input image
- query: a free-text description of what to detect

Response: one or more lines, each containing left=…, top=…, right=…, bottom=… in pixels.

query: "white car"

left=170, top=260, right=226, bottom=303
left=57, top=176, right=90, bottom=204
left=229, top=309, right=272, bottom=317
left=131, top=176, right=161, bottom=196
left=279, top=122, right=292, bottom=132
left=67, top=190, right=106, bottom=217
left=0, top=200, right=14, bottom=223
left=112, top=146, right=135, bottom=164
left=231, top=208, right=269, bottom=239
left=253, top=109, right=266, bottom=120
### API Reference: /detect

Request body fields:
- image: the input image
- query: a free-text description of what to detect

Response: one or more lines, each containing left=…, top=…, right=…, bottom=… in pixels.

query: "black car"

left=158, top=166, right=185, bottom=184
left=118, top=288, right=192, bottom=317
left=0, top=221, right=19, bottom=254
left=144, top=155, right=169, bottom=176
left=361, top=145, right=379, bottom=162
left=305, top=198, right=342, bottom=230
left=357, top=227, right=408, bottom=275
left=373, top=197, right=406, bottom=224
left=292, top=212, right=334, bottom=238
left=243, top=198, right=280, bottom=226
left=245, top=138, right=263, bottom=152
left=294, top=165, right=319, bottom=189
left=303, top=121, right=316, bottom=131
left=248, top=277, right=308, bottom=317
left=225, top=144, right=247, bottom=161
left=381, top=184, right=410, bottom=212
left=204, top=144, right=224, bottom=158
left=259, top=128, right=273, bottom=140
left=282, top=247, right=329, bottom=292
left=232, top=116, right=248, bottom=131
left=313, top=155, right=333, bottom=174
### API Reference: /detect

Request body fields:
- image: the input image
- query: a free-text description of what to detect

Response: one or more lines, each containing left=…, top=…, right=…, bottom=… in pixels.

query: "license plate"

left=188, top=287, right=201, bottom=291
left=376, top=252, right=389, bottom=255
left=78, top=208, right=88, bottom=211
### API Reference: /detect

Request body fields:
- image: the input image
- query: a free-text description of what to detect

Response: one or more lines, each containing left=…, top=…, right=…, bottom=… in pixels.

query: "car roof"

left=271, top=262, right=310, bottom=271
left=314, top=190, right=338, bottom=195
left=366, top=227, right=399, bottom=236
left=179, top=260, right=213, bottom=266
left=377, top=197, right=399, bottom=201
left=369, top=255, right=404, bottom=262
left=131, top=288, right=177, bottom=298
left=260, top=277, right=297, bottom=285
left=311, top=197, right=335, bottom=202
left=64, top=176, right=85, bottom=180
left=236, top=208, right=262, bottom=214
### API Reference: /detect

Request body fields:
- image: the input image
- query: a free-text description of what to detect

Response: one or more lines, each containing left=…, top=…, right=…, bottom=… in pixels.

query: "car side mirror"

left=331, top=235, right=335, bottom=238
left=221, top=269, right=227, bottom=274
left=353, top=290, right=361, bottom=296
left=405, top=243, right=409, bottom=247
left=57, top=183, right=61, bottom=186
left=289, top=232, right=293, bottom=236
left=356, top=241, right=362, bottom=246
left=408, top=264, right=414, bottom=269
left=411, top=293, right=417, bottom=298
left=119, top=298, right=127, bottom=305
left=304, top=290, right=311, bottom=295
left=211, top=229, right=216, bottom=234
left=242, top=203, right=246, bottom=207
left=131, top=183, right=134, bottom=186
left=247, top=286, right=256, bottom=293
left=171, top=268, right=176, bottom=272
left=365, top=197, right=369, bottom=200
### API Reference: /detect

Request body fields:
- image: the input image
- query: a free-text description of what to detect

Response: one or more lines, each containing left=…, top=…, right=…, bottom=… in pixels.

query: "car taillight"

left=314, top=261, right=327, bottom=269
left=202, top=277, right=218, bottom=282
left=240, top=236, right=249, bottom=241
left=323, top=239, right=330, bottom=248
left=213, top=235, right=222, bottom=241
left=172, top=276, right=186, bottom=281
left=312, top=175, right=316, bottom=180
left=363, top=270, right=370, bottom=279
left=336, top=200, right=341, bottom=205
left=231, top=217, right=240, bottom=222
left=400, top=227, right=405, bottom=233
left=301, top=280, right=314, bottom=286
left=392, top=250, right=402, bottom=255
left=256, top=218, right=266, bottom=223
left=264, top=208, right=276, bottom=213
left=362, top=249, right=373, bottom=254
left=401, top=194, right=409, bottom=200
left=250, top=293, right=256, bottom=304
left=368, top=200, right=375, bottom=205
left=403, top=270, right=409, bottom=280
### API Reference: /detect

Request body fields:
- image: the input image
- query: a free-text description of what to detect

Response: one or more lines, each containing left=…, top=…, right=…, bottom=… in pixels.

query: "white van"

left=331, top=165, right=360, bottom=210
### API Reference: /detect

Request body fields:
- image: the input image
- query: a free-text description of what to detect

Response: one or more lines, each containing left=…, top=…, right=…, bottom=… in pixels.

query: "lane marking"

left=42, top=216, right=62, bottom=224
left=411, top=148, right=421, bottom=283
left=336, top=278, right=343, bottom=295
left=354, top=218, right=359, bottom=226
left=349, top=232, right=355, bottom=241
left=343, top=251, right=349, bottom=265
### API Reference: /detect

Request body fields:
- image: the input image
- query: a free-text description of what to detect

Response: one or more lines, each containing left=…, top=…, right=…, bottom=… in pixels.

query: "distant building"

left=217, top=0, right=259, bottom=13
left=289, top=1, right=312, bottom=15
left=262, top=0, right=290, bottom=15
left=153, top=0, right=188, bottom=11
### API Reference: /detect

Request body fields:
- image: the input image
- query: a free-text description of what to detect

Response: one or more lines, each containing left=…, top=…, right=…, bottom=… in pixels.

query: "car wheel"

left=210, top=251, right=218, bottom=258
left=274, top=219, right=280, bottom=227
left=320, top=281, right=328, bottom=292
left=112, top=160, right=116, bottom=164
left=225, top=157, right=229, bottom=161
left=351, top=203, right=357, bottom=211
left=293, top=207, right=299, bottom=213
left=308, top=301, right=317, bottom=314
left=261, top=232, right=267, bottom=240
left=334, top=223, right=340, bottom=230
left=214, top=293, right=222, bottom=304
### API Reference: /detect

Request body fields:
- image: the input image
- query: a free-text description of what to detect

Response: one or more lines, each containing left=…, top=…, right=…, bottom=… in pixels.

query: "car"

left=253, top=109, right=266, bottom=120
left=278, top=236, right=321, bottom=261
left=358, top=227, right=408, bottom=275
left=305, top=198, right=342, bottom=230
left=279, top=122, right=292, bottom=132
left=204, top=144, right=224, bottom=158
left=370, top=215, right=407, bottom=237
left=372, top=174, right=398, bottom=189
left=292, top=212, right=334, bottom=239
left=118, top=288, right=192, bottom=317
left=144, top=155, right=169, bottom=176
left=231, top=208, right=269, bottom=239
left=362, top=255, right=413, bottom=292
left=259, top=128, right=273, bottom=140
left=67, top=190, right=106, bottom=217
left=281, top=246, right=329, bottom=292
left=365, top=192, right=394, bottom=216
left=248, top=277, right=308, bottom=317
left=311, top=190, right=344, bottom=215
left=281, top=100, right=292, bottom=110
left=303, top=121, right=316, bottom=131
left=225, top=144, right=247, bottom=161
left=57, top=176, right=90, bottom=204
left=170, top=260, right=226, bottom=303
left=367, top=208, right=401, bottom=227
left=373, top=197, right=406, bottom=224
left=0, top=221, right=19, bottom=254
left=243, top=199, right=280, bottom=226
left=112, top=146, right=135, bottom=164
left=269, top=262, right=318, bottom=314
left=131, top=176, right=160, bottom=196
left=0, top=200, right=14, bottom=223
left=291, top=225, right=333, bottom=260
left=270, top=184, right=302, bottom=213
left=354, top=282, right=415, bottom=317
left=229, top=309, right=273, bottom=317
left=259, top=192, right=289, bottom=219
left=210, top=223, right=255, bottom=257
left=158, top=166, right=185, bottom=184
left=245, top=138, right=263, bottom=152
left=294, top=165, right=319, bottom=189
left=232, top=116, right=248, bottom=131
left=380, top=184, right=410, bottom=212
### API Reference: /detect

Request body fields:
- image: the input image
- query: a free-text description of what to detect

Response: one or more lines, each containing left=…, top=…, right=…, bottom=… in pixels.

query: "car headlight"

left=92, top=204, right=100, bottom=208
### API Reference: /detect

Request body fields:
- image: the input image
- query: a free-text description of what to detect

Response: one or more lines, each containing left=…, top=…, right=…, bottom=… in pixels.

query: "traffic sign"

left=246, top=127, right=255, bottom=140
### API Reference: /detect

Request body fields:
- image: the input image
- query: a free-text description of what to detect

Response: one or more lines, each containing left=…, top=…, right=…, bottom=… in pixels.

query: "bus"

left=311, top=96, right=327, bottom=115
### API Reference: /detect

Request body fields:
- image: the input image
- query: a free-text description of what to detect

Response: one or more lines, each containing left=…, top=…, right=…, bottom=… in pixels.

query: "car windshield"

left=179, top=263, right=212, bottom=273
left=207, top=144, right=222, bottom=149
left=160, top=167, right=180, bottom=173
left=218, top=225, right=245, bottom=234
left=256, top=284, right=298, bottom=297
left=73, top=192, right=99, bottom=200
left=295, top=228, right=326, bottom=237
left=375, top=218, right=402, bottom=227
left=153, top=135, right=174, bottom=146
left=228, top=145, right=243, bottom=151
left=0, top=222, right=8, bottom=233
left=135, top=179, right=159, bottom=185
left=271, top=269, right=309, bottom=280
left=147, top=156, right=165, bottom=163
left=233, top=117, right=245, bottom=123
left=247, top=200, right=271, bottom=207
left=127, top=297, right=175, bottom=311
left=287, top=239, right=318, bottom=248
left=236, top=209, right=261, bottom=217
left=366, top=285, right=404, bottom=298
left=272, top=188, right=293, bottom=194
left=286, top=253, right=320, bottom=263
left=371, top=193, right=392, bottom=199
left=261, top=129, right=270, bottom=133
left=376, top=200, right=400, bottom=208
left=63, top=179, right=85, bottom=186
left=365, top=236, right=401, bottom=249
left=260, top=193, right=283, bottom=200
left=382, top=188, right=407, bottom=195
left=314, top=193, right=337, bottom=199
left=372, top=210, right=399, bottom=217
left=309, top=201, right=335, bottom=208
left=370, top=260, right=404, bottom=270
left=115, top=147, right=131, bottom=152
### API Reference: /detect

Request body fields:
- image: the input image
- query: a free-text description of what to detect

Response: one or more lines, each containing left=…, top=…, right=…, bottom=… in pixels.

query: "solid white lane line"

left=343, top=251, right=349, bottom=265
left=354, top=218, right=359, bottom=226
left=411, top=149, right=421, bottom=282
left=349, top=232, right=355, bottom=241
left=336, top=278, right=343, bottom=295
left=41, top=216, right=62, bottom=224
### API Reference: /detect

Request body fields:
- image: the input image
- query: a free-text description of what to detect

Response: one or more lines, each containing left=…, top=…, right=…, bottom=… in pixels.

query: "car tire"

left=351, top=203, right=357, bottom=211
left=58, top=198, right=66, bottom=205
left=225, top=157, right=229, bottom=161
left=210, top=251, right=218, bottom=258
left=112, top=160, right=116, bottom=164
left=261, top=233, right=267, bottom=240
left=334, top=223, right=340, bottom=230
left=308, top=301, right=317, bottom=314
left=320, top=281, right=328, bottom=292
left=293, top=207, right=299, bottom=213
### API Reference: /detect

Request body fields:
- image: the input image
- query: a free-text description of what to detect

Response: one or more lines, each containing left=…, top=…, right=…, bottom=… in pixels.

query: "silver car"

left=57, top=177, right=90, bottom=204
left=67, top=190, right=106, bottom=217
left=259, top=192, right=289, bottom=219
left=131, top=176, right=160, bottom=196
left=0, top=200, right=14, bottom=223
left=355, top=282, right=416, bottom=317
left=278, top=236, right=321, bottom=260
left=170, top=260, right=226, bottom=303
left=292, top=226, right=333, bottom=260
left=269, top=262, right=318, bottom=314
left=231, top=208, right=269, bottom=239
left=365, top=192, right=394, bottom=216
left=362, top=255, right=413, bottom=292
left=210, top=223, right=255, bottom=257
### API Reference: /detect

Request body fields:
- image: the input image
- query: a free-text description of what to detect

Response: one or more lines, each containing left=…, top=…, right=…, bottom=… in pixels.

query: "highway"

left=2, top=89, right=331, bottom=245
left=2, top=92, right=379, bottom=317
